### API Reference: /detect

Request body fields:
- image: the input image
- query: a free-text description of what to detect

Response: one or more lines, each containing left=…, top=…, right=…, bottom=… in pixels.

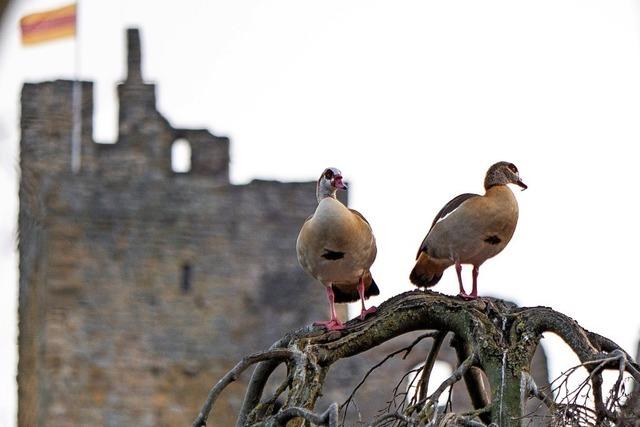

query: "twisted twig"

left=191, top=291, right=639, bottom=426
left=192, top=349, right=297, bottom=427
left=415, top=352, right=477, bottom=424
left=416, top=331, right=447, bottom=404
left=340, top=331, right=439, bottom=420
left=274, top=403, right=339, bottom=426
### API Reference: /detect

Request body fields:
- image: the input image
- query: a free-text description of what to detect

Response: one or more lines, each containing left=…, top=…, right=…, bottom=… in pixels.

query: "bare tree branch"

left=340, top=331, right=439, bottom=420
left=192, top=349, right=297, bottom=427
left=415, top=352, right=477, bottom=424
left=235, top=328, right=322, bottom=427
left=522, top=372, right=553, bottom=409
left=366, top=412, right=416, bottom=427
left=273, top=403, right=339, bottom=426
left=451, top=335, right=491, bottom=425
left=235, top=359, right=282, bottom=426
left=192, top=291, right=639, bottom=426
left=417, top=331, right=447, bottom=404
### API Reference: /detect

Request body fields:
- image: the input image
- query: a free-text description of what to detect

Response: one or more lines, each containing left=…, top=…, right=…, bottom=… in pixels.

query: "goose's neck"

left=316, top=185, right=337, bottom=203
left=485, top=184, right=515, bottom=199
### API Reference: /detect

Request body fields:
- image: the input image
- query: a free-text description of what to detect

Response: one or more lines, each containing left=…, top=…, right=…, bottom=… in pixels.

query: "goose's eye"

left=324, top=170, right=333, bottom=180
left=507, top=164, right=518, bottom=173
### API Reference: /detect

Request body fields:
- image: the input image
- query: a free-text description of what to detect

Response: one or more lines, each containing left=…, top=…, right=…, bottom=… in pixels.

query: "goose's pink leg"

left=468, top=265, right=479, bottom=299
left=455, top=260, right=469, bottom=298
left=358, top=277, right=377, bottom=320
left=314, top=285, right=345, bottom=331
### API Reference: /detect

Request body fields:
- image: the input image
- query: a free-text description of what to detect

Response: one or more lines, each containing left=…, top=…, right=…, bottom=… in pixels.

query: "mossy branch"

left=193, top=290, right=638, bottom=427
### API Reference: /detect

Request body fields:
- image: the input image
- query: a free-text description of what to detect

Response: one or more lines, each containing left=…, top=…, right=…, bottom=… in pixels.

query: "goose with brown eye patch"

left=410, top=161, right=526, bottom=300
left=297, top=167, right=378, bottom=331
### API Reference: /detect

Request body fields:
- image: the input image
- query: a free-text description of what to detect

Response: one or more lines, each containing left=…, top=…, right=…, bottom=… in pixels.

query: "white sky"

left=2, top=1, right=640, bottom=425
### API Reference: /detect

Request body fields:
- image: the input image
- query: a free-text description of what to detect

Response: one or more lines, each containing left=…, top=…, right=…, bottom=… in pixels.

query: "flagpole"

left=71, top=1, right=81, bottom=173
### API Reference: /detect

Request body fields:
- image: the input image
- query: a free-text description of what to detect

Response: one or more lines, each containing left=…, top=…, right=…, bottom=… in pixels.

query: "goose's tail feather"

left=332, top=275, right=379, bottom=303
left=410, top=252, right=450, bottom=288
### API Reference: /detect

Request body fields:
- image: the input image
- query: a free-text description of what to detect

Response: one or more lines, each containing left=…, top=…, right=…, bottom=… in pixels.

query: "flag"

left=20, top=4, right=76, bottom=45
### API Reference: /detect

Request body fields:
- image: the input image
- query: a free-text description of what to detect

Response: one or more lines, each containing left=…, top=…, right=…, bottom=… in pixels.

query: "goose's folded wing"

left=416, top=192, right=480, bottom=258
left=348, top=208, right=370, bottom=226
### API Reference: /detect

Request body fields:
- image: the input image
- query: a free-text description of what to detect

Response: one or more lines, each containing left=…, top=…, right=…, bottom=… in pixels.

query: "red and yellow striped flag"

left=20, top=4, right=76, bottom=45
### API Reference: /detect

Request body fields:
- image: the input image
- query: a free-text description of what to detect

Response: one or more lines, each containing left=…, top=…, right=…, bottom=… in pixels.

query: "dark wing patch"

left=429, top=193, right=480, bottom=231
left=416, top=193, right=480, bottom=259
left=322, top=249, right=345, bottom=260
left=484, top=235, right=501, bottom=245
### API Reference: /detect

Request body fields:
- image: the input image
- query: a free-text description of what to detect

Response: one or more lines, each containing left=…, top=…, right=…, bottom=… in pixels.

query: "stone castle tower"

left=18, top=29, right=550, bottom=427
left=18, top=29, right=341, bottom=426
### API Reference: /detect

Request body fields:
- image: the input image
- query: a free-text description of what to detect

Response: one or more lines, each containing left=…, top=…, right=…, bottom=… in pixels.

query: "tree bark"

left=193, top=290, right=640, bottom=427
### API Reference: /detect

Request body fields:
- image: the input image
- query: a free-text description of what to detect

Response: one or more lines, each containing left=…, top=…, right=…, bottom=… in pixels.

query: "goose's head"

left=484, top=161, right=527, bottom=191
left=317, top=167, right=347, bottom=201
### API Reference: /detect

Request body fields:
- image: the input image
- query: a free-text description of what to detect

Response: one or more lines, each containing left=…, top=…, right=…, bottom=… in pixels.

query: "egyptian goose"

left=296, top=167, right=379, bottom=331
left=409, top=161, right=527, bottom=299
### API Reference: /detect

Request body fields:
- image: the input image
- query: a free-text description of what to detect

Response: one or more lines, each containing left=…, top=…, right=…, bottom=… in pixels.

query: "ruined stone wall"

left=18, top=28, right=548, bottom=427
left=26, top=177, right=330, bottom=426
left=18, top=29, right=338, bottom=426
